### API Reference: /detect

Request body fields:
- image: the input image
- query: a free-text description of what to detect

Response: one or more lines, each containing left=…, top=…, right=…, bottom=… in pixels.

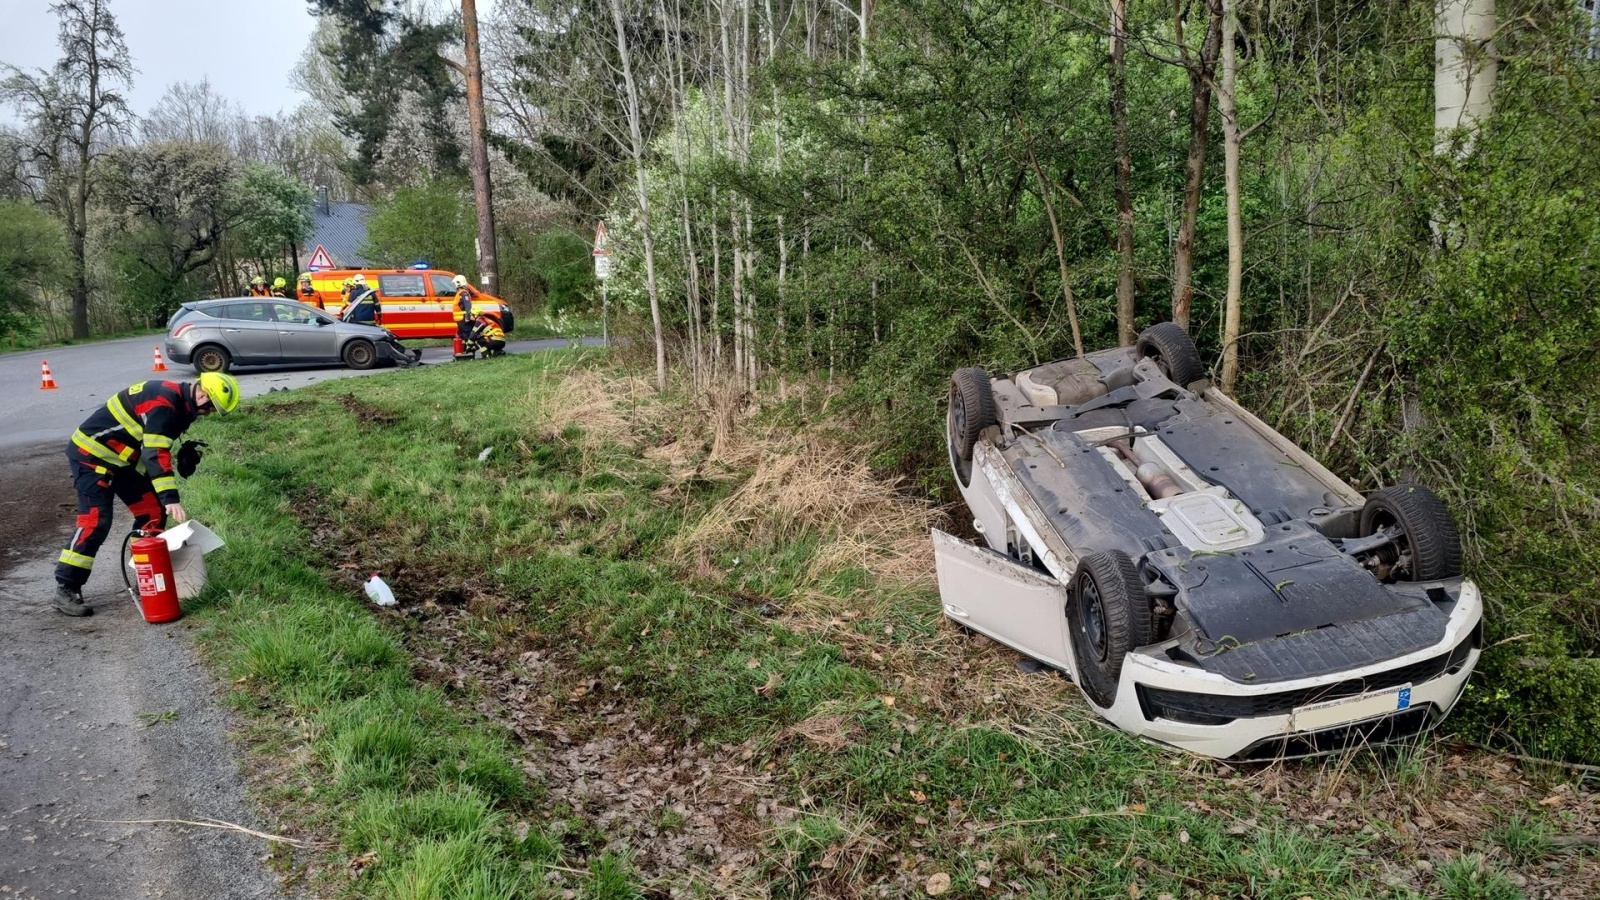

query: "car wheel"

left=343, top=339, right=377, bottom=370
left=949, top=367, right=997, bottom=461
left=193, top=345, right=231, bottom=373
left=1135, top=322, right=1206, bottom=387
left=1359, top=483, right=1462, bottom=581
left=1067, top=550, right=1151, bottom=708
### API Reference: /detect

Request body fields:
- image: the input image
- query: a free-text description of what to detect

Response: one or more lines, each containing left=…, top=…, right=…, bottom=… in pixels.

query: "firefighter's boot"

left=54, top=584, right=92, bottom=617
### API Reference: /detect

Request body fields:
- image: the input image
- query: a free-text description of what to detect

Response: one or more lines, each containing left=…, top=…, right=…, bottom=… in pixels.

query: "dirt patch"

left=333, top=393, right=402, bottom=427
left=0, top=442, right=73, bottom=578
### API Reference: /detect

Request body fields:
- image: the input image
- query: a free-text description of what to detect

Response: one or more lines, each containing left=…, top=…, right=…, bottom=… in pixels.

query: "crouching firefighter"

left=52, top=373, right=241, bottom=617
left=466, top=312, right=506, bottom=358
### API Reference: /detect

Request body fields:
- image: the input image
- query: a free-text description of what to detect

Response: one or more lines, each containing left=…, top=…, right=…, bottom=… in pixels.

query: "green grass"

left=175, top=352, right=1580, bottom=897
left=1, top=323, right=164, bottom=352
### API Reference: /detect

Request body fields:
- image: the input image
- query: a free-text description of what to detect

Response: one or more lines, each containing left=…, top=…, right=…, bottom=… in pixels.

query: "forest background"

left=5, top=0, right=1599, bottom=763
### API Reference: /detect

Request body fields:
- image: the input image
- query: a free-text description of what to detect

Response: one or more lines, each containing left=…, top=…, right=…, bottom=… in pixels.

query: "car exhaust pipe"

left=1135, top=462, right=1185, bottom=499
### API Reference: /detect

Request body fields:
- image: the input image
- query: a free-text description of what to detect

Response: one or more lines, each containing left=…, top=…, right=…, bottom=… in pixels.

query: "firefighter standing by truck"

left=342, top=273, right=380, bottom=326
left=248, top=276, right=270, bottom=297
left=298, top=273, right=322, bottom=309
left=453, top=274, right=477, bottom=342
left=52, top=373, right=242, bottom=617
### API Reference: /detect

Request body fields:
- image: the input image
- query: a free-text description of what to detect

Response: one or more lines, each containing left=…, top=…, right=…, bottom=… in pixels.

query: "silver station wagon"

left=165, top=298, right=419, bottom=372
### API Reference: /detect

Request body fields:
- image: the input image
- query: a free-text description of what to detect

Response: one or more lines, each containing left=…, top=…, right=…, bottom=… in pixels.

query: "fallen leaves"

left=925, top=872, right=951, bottom=895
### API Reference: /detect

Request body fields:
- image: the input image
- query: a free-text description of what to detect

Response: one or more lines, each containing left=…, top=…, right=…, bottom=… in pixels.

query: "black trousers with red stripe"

left=55, top=448, right=166, bottom=590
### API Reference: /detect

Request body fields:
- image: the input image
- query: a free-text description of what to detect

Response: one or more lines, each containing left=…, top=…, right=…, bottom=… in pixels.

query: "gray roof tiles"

left=302, top=201, right=373, bottom=269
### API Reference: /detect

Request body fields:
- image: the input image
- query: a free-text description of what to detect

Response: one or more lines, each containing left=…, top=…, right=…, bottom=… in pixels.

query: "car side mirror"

left=315, top=317, right=331, bottom=326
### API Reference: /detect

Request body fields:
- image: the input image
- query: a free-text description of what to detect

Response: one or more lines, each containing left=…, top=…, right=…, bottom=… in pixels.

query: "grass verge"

left=180, top=351, right=1600, bottom=898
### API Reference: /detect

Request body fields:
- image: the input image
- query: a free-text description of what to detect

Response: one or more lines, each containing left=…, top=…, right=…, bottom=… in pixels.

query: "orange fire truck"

left=302, top=267, right=515, bottom=339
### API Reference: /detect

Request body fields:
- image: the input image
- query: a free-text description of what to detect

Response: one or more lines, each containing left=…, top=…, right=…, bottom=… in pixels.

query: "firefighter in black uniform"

left=342, top=274, right=380, bottom=326
left=52, top=372, right=242, bottom=617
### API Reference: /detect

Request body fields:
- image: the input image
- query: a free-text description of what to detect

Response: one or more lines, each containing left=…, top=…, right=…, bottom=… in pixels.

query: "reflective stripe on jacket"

left=70, top=381, right=198, bottom=505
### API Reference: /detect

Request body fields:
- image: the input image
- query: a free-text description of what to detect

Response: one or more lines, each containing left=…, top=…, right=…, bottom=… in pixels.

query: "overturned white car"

left=934, top=324, right=1482, bottom=760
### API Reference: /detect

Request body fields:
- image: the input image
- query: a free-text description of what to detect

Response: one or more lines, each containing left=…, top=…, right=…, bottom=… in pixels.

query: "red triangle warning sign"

left=307, top=245, right=335, bottom=270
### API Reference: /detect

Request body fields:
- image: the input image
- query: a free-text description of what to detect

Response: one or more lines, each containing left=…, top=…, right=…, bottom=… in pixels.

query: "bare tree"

left=609, top=0, right=667, bottom=391
left=1110, top=0, right=1137, bottom=345
left=462, top=0, right=500, bottom=292
left=1218, top=0, right=1243, bottom=391
left=1, top=0, right=134, bottom=338
left=1170, top=0, right=1222, bottom=333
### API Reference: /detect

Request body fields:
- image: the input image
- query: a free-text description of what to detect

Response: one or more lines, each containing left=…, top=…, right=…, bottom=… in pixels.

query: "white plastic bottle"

left=364, top=574, right=397, bottom=607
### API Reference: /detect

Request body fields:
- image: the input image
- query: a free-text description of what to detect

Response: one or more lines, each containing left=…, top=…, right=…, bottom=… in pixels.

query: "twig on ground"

left=90, top=817, right=306, bottom=847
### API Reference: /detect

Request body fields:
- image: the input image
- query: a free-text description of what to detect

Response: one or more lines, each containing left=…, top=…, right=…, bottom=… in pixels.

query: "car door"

left=272, top=302, right=339, bottom=362
left=217, top=302, right=282, bottom=362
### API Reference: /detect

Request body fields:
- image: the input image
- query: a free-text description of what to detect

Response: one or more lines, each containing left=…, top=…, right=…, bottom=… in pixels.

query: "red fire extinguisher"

left=130, top=533, right=183, bottom=624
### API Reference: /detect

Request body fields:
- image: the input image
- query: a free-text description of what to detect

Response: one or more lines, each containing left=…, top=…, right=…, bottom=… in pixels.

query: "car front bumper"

left=1096, top=581, right=1483, bottom=760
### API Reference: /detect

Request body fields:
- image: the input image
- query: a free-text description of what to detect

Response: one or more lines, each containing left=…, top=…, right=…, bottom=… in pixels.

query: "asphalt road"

left=0, top=334, right=600, bottom=451
left=0, top=445, right=290, bottom=899
left=0, top=331, right=598, bottom=897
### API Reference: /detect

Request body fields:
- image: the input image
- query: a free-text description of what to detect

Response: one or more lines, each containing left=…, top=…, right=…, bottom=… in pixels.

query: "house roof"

left=302, top=201, right=373, bottom=269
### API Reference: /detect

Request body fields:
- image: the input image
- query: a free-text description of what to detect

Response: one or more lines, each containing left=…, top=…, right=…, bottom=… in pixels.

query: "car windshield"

left=378, top=274, right=427, bottom=297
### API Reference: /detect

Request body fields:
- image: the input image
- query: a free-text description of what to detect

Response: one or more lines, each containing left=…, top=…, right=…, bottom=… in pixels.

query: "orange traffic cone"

left=40, top=360, right=58, bottom=390
left=151, top=345, right=168, bottom=372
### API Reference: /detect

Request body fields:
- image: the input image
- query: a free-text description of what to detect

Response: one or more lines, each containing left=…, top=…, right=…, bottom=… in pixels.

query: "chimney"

left=316, top=185, right=330, bottom=216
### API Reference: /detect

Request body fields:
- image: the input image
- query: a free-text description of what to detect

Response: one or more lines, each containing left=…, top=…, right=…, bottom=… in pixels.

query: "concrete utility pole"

left=462, top=0, right=499, bottom=292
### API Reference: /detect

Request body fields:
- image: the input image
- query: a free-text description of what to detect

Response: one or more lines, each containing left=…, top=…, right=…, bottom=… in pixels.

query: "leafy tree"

left=362, top=177, right=476, bottom=273
left=0, top=0, right=134, bottom=338
left=230, top=164, right=314, bottom=272
left=0, top=200, right=69, bottom=336
left=307, top=1, right=466, bottom=186
left=97, top=141, right=238, bottom=317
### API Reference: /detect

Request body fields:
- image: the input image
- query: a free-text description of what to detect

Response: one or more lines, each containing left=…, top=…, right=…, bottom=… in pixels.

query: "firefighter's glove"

left=176, top=439, right=208, bottom=478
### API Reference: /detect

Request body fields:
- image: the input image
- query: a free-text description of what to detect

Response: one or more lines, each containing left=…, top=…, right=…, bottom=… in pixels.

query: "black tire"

left=1359, top=483, right=1462, bottom=581
left=343, top=339, right=377, bottom=370
left=192, top=344, right=231, bottom=373
left=948, top=367, right=997, bottom=461
left=1135, top=322, right=1206, bottom=387
left=1067, top=550, right=1152, bottom=708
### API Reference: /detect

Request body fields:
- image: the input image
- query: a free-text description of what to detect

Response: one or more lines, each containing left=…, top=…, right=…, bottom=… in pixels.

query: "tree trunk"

left=1110, top=0, right=1137, bottom=346
left=462, top=0, right=500, bottom=292
left=1219, top=0, right=1243, bottom=393
left=608, top=0, right=667, bottom=391
left=1171, top=0, right=1223, bottom=333
left=1434, top=0, right=1497, bottom=156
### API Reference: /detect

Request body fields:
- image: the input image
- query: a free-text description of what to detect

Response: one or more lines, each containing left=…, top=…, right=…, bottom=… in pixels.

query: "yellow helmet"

left=197, top=372, right=241, bottom=415
left=342, top=277, right=353, bottom=288
left=272, top=277, right=287, bottom=288
left=250, top=276, right=265, bottom=285
left=299, top=273, right=312, bottom=283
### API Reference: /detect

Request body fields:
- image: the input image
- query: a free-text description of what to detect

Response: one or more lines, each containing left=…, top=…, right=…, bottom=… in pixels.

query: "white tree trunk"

left=1219, top=0, right=1243, bottom=394
left=1434, top=0, right=1497, bottom=155
left=608, top=0, right=667, bottom=391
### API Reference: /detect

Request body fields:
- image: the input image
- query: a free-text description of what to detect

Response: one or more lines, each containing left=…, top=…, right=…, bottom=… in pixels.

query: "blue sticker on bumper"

left=1397, top=687, right=1412, bottom=710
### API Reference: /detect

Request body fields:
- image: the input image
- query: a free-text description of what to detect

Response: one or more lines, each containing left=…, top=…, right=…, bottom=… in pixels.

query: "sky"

left=0, top=0, right=321, bottom=119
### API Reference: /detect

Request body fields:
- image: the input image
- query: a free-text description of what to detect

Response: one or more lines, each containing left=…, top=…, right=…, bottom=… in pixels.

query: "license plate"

left=1291, top=684, right=1412, bottom=732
